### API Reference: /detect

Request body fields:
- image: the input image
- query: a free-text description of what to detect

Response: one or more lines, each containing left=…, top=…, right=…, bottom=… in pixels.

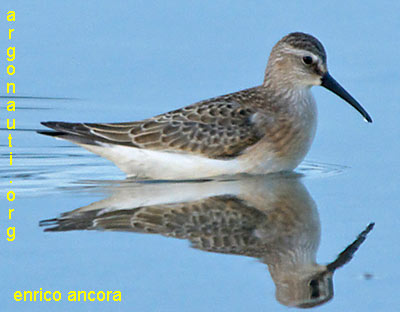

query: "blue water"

left=1, top=1, right=400, bottom=311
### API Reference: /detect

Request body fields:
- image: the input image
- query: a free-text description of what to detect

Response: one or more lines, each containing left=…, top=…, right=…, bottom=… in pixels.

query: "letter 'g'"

left=7, top=227, right=15, bottom=241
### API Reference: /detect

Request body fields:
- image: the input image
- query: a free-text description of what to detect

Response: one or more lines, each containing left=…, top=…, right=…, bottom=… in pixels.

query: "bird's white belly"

left=82, top=144, right=243, bottom=179
left=81, top=133, right=310, bottom=180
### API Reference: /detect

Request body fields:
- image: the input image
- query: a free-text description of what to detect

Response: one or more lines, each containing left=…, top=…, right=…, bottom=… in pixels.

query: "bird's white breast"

left=237, top=87, right=317, bottom=174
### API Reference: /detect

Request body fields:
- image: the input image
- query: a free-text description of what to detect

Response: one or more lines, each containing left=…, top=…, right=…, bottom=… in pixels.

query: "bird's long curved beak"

left=326, top=223, right=375, bottom=273
left=321, top=73, right=372, bottom=123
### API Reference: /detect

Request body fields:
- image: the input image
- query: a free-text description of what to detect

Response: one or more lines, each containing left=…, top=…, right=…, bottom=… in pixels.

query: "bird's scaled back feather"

left=81, top=196, right=268, bottom=256
left=43, top=87, right=270, bottom=159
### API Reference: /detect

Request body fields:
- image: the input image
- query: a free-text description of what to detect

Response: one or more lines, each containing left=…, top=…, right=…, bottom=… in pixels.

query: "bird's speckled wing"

left=41, top=87, right=269, bottom=159
left=43, top=196, right=269, bottom=257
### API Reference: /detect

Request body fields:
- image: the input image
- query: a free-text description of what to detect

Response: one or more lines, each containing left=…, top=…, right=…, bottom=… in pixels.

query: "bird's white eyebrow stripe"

left=281, top=45, right=319, bottom=60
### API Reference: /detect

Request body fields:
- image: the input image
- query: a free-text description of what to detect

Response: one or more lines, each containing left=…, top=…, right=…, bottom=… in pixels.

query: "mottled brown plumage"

left=96, top=196, right=268, bottom=255
left=42, top=87, right=274, bottom=159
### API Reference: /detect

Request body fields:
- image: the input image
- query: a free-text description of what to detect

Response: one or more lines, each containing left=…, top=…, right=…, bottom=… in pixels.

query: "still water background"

left=1, top=1, right=399, bottom=311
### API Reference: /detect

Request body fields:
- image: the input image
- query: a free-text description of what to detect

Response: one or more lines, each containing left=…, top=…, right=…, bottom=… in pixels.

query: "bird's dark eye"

left=309, top=279, right=320, bottom=298
left=302, top=56, right=313, bottom=65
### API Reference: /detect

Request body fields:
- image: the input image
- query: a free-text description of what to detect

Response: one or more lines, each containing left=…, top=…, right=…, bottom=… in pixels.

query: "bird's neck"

left=262, top=74, right=314, bottom=114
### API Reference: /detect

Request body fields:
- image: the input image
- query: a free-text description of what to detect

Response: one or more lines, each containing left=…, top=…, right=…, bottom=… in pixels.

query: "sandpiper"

left=39, top=32, right=372, bottom=180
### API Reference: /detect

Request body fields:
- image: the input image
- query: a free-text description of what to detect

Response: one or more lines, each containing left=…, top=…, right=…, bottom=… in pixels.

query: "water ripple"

left=1, top=146, right=347, bottom=198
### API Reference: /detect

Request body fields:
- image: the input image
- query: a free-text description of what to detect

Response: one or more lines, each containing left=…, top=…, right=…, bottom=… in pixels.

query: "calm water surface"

left=1, top=1, right=399, bottom=311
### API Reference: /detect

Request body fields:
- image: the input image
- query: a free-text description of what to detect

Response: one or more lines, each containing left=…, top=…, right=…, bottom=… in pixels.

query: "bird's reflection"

left=40, top=175, right=373, bottom=308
